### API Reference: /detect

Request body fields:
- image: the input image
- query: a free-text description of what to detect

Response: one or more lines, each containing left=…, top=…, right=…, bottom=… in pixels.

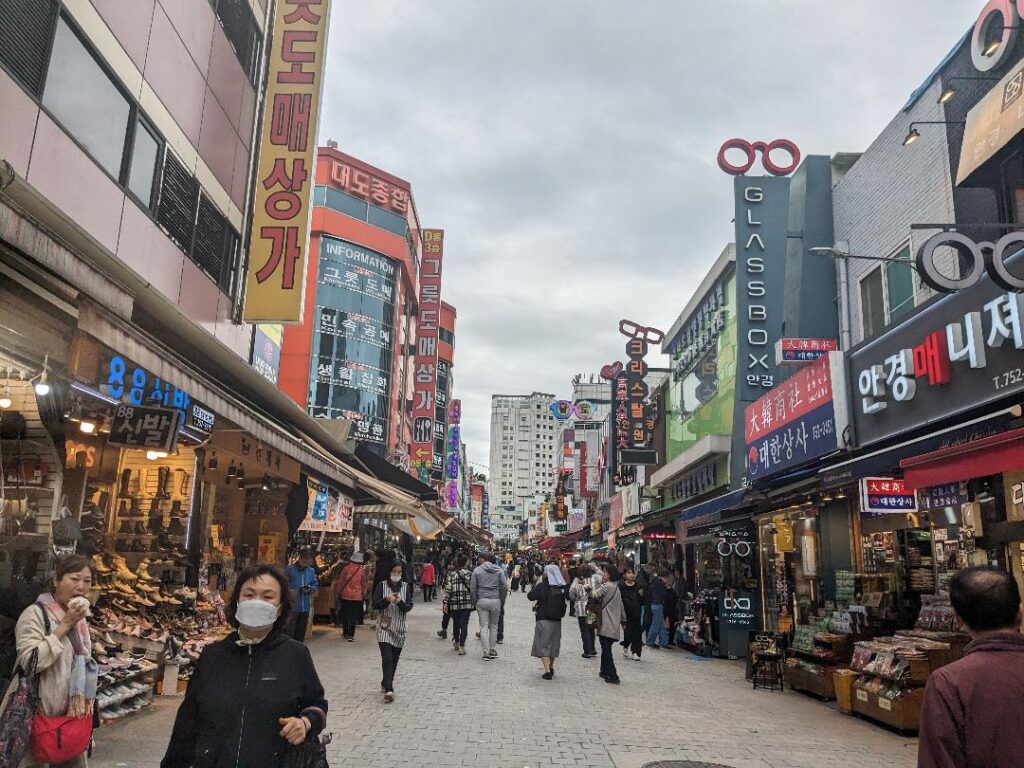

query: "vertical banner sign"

left=244, top=0, right=330, bottom=323
left=411, top=230, right=445, bottom=480
left=618, top=320, right=663, bottom=465
left=734, top=176, right=790, bottom=402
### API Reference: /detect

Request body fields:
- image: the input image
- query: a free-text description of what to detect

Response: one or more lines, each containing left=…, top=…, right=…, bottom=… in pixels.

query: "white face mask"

left=389, top=573, right=402, bottom=583
left=235, top=598, right=280, bottom=630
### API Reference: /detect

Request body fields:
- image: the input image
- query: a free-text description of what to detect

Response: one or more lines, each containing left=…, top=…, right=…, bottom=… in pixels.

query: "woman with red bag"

left=1, top=554, right=97, bottom=767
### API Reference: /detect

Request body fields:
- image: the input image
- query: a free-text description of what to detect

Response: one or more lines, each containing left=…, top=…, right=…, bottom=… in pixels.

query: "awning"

left=350, top=444, right=438, bottom=502
left=901, top=427, right=1024, bottom=490
left=678, top=488, right=748, bottom=524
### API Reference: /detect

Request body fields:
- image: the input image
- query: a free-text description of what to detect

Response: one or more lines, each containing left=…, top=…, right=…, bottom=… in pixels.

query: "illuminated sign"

left=860, top=478, right=917, bottom=516
left=244, top=0, right=330, bottom=322
left=550, top=400, right=595, bottom=420
left=411, top=230, right=445, bottom=479
left=916, top=232, right=1024, bottom=293
left=101, top=355, right=215, bottom=438
left=776, top=338, right=839, bottom=366
left=718, top=138, right=801, bottom=176
left=616, top=320, right=662, bottom=466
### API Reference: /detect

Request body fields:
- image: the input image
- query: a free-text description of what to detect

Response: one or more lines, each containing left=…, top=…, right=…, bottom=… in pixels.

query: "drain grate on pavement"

left=642, top=763, right=735, bottom=768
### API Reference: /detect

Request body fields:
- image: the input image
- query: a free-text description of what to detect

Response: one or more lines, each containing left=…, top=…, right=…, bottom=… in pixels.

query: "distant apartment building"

left=487, top=392, right=559, bottom=523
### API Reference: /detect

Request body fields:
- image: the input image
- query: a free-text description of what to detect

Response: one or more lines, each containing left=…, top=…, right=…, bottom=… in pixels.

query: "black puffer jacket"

left=527, top=581, right=569, bottom=621
left=161, top=631, right=327, bottom=768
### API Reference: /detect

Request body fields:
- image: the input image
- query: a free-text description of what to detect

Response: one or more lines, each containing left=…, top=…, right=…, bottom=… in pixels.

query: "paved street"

left=92, top=592, right=917, bottom=768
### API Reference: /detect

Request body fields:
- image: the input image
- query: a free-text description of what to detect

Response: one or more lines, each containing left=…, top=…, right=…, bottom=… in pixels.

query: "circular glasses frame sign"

left=717, top=138, right=801, bottom=176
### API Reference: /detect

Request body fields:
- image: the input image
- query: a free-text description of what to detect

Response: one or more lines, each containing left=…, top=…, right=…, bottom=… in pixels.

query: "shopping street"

left=90, top=594, right=917, bottom=768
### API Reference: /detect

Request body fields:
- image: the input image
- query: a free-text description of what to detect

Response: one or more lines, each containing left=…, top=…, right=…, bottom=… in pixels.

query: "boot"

left=119, top=469, right=131, bottom=496
left=149, top=512, right=163, bottom=534
left=170, top=500, right=183, bottom=517
left=118, top=499, right=128, bottom=518
left=119, top=519, right=133, bottom=535
left=149, top=497, right=160, bottom=515
left=167, top=517, right=186, bottom=537
left=129, top=496, right=142, bottom=516
left=156, top=466, right=171, bottom=500
left=134, top=521, right=147, bottom=536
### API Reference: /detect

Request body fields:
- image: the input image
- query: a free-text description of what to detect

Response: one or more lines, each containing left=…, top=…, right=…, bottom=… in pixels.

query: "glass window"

left=43, top=17, right=131, bottom=178
left=885, top=244, right=915, bottom=324
left=860, top=268, right=885, bottom=340
left=127, top=120, right=160, bottom=208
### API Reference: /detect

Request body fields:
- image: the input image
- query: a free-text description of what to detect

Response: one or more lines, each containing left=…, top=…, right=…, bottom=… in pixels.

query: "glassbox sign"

left=860, top=478, right=917, bottom=516
left=309, top=236, right=396, bottom=445
left=745, top=352, right=850, bottom=481
left=851, top=250, right=1024, bottom=446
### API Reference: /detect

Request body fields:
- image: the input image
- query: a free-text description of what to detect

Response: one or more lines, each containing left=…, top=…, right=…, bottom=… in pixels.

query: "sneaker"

left=631, top=653, right=642, bottom=661
left=488, top=649, right=498, bottom=658
left=436, top=630, right=447, bottom=640
left=346, top=637, right=354, bottom=643
left=384, top=691, right=395, bottom=703
left=482, top=654, right=492, bottom=661
left=622, top=646, right=630, bottom=658
left=458, top=647, right=466, bottom=655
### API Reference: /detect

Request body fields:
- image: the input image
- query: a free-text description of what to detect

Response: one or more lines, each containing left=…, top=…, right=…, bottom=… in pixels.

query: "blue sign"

left=918, top=482, right=968, bottom=511
left=102, top=355, right=215, bottom=437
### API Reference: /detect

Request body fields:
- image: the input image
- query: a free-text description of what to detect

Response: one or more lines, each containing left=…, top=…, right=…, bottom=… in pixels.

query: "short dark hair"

left=226, top=564, right=294, bottom=632
left=951, top=566, right=1021, bottom=632
left=454, top=554, right=467, bottom=569
left=576, top=563, right=594, bottom=578
left=54, top=555, right=94, bottom=583
left=298, top=548, right=314, bottom=560
left=600, top=563, right=622, bottom=582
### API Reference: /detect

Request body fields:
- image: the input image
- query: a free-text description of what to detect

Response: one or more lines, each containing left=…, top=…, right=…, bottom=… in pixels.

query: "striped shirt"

left=376, top=580, right=410, bottom=648
left=443, top=568, right=475, bottom=612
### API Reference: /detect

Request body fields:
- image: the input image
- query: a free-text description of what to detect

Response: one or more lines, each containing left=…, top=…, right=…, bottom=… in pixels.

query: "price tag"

left=878, top=697, right=892, bottom=711
left=856, top=689, right=869, bottom=702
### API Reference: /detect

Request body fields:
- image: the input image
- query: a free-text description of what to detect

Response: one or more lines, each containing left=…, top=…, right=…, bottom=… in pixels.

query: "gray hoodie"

left=470, top=561, right=509, bottom=603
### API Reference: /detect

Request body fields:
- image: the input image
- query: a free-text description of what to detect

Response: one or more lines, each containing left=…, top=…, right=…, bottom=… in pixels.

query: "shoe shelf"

left=785, top=631, right=853, bottom=701
left=98, top=664, right=159, bottom=693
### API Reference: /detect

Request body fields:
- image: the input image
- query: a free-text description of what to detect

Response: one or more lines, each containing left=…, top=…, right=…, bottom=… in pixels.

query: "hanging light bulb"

left=146, top=450, right=169, bottom=460
left=208, top=451, right=219, bottom=470
left=34, top=356, right=50, bottom=396
left=79, top=420, right=96, bottom=434
left=261, top=473, right=271, bottom=491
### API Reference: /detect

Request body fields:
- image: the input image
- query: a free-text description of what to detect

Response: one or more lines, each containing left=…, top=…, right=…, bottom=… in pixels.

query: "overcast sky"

left=319, top=1, right=979, bottom=472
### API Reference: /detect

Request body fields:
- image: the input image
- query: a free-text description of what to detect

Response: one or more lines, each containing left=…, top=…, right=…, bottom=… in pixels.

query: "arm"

left=526, top=582, right=543, bottom=602
left=917, top=674, right=966, bottom=768
left=371, top=582, right=390, bottom=611
left=297, top=645, right=328, bottom=736
left=308, top=568, right=319, bottom=595
left=14, top=605, right=67, bottom=674
left=499, top=571, right=509, bottom=602
left=470, top=571, right=478, bottom=605
left=398, top=585, right=414, bottom=613
left=161, top=646, right=208, bottom=768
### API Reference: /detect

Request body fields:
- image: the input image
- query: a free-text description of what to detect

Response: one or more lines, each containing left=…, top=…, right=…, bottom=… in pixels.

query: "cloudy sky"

left=319, top=1, right=979, bottom=471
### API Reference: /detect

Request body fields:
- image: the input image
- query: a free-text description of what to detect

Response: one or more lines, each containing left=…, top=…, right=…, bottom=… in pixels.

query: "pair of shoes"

left=497, top=639, right=503, bottom=644
left=631, top=653, right=643, bottom=661
left=458, top=646, right=466, bottom=655
left=646, top=644, right=660, bottom=649
left=384, top=691, right=395, bottom=703
left=604, top=676, right=621, bottom=685
left=482, top=654, right=493, bottom=661
left=346, top=637, right=354, bottom=643
left=541, top=671, right=553, bottom=680
left=488, top=649, right=498, bottom=658
left=436, top=630, right=447, bottom=640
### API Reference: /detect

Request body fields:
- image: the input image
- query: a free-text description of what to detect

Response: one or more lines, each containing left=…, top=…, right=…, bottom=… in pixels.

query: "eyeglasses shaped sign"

left=717, top=139, right=801, bottom=177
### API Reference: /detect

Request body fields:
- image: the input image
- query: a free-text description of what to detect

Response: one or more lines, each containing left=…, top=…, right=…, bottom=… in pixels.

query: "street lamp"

left=901, top=120, right=965, bottom=147
left=808, top=246, right=921, bottom=272
left=937, top=75, right=999, bottom=104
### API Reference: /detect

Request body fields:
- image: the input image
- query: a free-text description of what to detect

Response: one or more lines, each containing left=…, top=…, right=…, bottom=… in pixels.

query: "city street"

left=92, top=593, right=917, bottom=768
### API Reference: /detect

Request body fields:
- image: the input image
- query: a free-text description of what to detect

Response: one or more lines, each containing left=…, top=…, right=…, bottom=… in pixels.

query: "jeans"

left=623, top=617, right=643, bottom=657
left=599, top=636, right=619, bottom=681
left=577, top=616, right=596, bottom=655
left=646, top=603, right=668, bottom=647
left=378, top=641, right=403, bottom=693
left=441, top=610, right=452, bottom=632
left=422, top=584, right=433, bottom=602
left=452, top=608, right=471, bottom=646
left=291, top=610, right=310, bottom=643
left=476, top=598, right=501, bottom=654
left=340, top=599, right=362, bottom=638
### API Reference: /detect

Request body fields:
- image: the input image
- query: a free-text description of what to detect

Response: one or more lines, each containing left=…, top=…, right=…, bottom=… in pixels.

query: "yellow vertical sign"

left=243, top=0, right=331, bottom=323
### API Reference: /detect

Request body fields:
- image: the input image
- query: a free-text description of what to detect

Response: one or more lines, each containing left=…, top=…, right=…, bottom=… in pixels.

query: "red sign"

left=411, top=230, right=445, bottom=478
left=777, top=338, right=838, bottom=365
left=860, top=477, right=917, bottom=515
left=717, top=138, right=801, bottom=176
left=326, top=159, right=410, bottom=216
left=745, top=355, right=836, bottom=444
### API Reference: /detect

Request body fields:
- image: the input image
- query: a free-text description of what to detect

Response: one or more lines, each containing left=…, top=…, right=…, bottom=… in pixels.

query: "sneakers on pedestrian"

left=488, top=649, right=498, bottom=658
left=622, top=646, right=630, bottom=658
left=436, top=630, right=447, bottom=640
left=631, top=653, right=642, bottom=661
left=458, top=646, right=466, bottom=655
left=384, top=692, right=395, bottom=703
left=482, top=654, right=492, bottom=661
left=346, top=637, right=354, bottom=643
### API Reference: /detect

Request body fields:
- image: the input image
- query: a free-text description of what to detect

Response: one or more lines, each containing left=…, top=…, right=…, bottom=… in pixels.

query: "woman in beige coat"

left=1, top=554, right=96, bottom=767
left=591, top=562, right=625, bottom=685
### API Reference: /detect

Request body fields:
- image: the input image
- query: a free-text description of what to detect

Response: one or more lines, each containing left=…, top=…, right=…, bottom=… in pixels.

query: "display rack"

left=785, top=629, right=852, bottom=700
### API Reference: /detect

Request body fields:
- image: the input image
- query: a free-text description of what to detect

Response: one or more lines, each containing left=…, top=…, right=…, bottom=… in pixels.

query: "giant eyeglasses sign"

left=916, top=232, right=1024, bottom=294
left=717, top=138, right=801, bottom=177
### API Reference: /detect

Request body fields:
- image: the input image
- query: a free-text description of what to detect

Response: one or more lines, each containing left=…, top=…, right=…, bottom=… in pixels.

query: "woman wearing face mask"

left=1, top=555, right=96, bottom=768
left=161, top=565, right=328, bottom=768
left=372, top=562, right=413, bottom=703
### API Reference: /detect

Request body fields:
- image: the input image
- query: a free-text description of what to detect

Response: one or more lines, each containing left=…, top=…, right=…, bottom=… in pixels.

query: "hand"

left=279, top=716, right=309, bottom=745
left=62, top=601, right=89, bottom=628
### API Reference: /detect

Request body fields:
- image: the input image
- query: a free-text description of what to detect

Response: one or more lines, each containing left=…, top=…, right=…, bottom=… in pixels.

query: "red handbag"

left=30, top=712, right=93, bottom=764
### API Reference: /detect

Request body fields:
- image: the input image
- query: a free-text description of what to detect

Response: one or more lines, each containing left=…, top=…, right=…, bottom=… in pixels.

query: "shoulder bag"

left=284, top=731, right=332, bottom=768
left=0, top=647, right=39, bottom=768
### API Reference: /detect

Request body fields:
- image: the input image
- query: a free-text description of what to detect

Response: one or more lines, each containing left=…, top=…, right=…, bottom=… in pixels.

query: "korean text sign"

left=860, top=477, right=917, bottom=516
left=745, top=352, right=849, bottom=480
left=411, top=230, right=445, bottom=474
left=244, top=0, right=330, bottom=323
left=108, top=405, right=182, bottom=453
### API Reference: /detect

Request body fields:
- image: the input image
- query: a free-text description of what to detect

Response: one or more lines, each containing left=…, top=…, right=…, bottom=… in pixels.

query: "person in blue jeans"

left=645, top=566, right=669, bottom=649
left=286, top=548, right=319, bottom=642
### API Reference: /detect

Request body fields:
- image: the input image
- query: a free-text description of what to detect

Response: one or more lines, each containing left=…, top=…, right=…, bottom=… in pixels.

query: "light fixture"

left=901, top=120, right=965, bottom=148
left=938, top=88, right=956, bottom=105
left=835, top=490, right=847, bottom=499
left=903, top=127, right=921, bottom=146
left=146, top=450, right=169, bottom=460
left=261, top=473, right=271, bottom=491
left=79, top=420, right=96, bottom=434
left=984, top=38, right=1002, bottom=57
left=936, top=76, right=999, bottom=105
left=33, top=355, right=50, bottom=396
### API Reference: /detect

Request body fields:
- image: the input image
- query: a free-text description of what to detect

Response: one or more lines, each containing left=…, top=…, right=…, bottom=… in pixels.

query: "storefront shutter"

left=157, top=151, right=200, bottom=253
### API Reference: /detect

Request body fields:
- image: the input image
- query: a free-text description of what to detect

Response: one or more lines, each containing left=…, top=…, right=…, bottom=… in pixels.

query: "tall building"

left=487, top=392, right=559, bottom=524
left=277, top=146, right=423, bottom=462
left=431, top=301, right=456, bottom=482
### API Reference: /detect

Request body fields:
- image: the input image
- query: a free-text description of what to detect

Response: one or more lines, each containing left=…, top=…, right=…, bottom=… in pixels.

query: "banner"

left=243, top=0, right=330, bottom=322
left=299, top=477, right=353, bottom=532
left=411, top=230, right=445, bottom=480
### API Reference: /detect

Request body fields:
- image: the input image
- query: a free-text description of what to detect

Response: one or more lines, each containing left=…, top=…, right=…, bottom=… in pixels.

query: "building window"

left=885, top=244, right=915, bottom=324
left=439, top=327, right=455, bottom=345
left=126, top=119, right=161, bottom=209
left=43, top=16, right=131, bottom=177
left=860, top=267, right=885, bottom=340
left=0, top=0, right=58, bottom=97
left=209, top=0, right=262, bottom=85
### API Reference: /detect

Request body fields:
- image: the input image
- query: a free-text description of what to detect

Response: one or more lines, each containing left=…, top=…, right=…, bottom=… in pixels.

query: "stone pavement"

left=92, top=591, right=918, bottom=768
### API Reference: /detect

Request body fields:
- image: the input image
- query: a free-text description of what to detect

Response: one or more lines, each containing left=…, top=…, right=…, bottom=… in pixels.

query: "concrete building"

left=487, top=391, right=559, bottom=523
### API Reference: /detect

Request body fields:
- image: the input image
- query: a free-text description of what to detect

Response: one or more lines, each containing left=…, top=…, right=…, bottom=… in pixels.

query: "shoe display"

left=167, top=517, right=186, bottom=537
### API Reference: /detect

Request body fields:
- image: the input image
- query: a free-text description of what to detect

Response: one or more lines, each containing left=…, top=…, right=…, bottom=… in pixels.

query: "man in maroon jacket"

left=918, top=566, right=1024, bottom=768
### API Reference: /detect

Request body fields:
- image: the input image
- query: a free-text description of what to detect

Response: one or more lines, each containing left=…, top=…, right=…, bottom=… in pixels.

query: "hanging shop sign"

left=569, top=507, right=586, bottom=533
left=667, top=280, right=728, bottom=381
left=609, top=492, right=623, bottom=532
left=411, top=229, right=445, bottom=478
left=482, top=490, right=490, bottom=530
left=616, top=320, right=663, bottom=465
left=733, top=176, right=790, bottom=403
left=550, top=400, right=596, bottom=420
left=325, top=158, right=411, bottom=216
left=916, top=232, right=1024, bottom=293
left=850, top=252, right=1024, bottom=446
left=432, top=360, right=451, bottom=480
left=250, top=325, right=283, bottom=385
left=309, top=237, right=396, bottom=445
left=860, top=477, right=917, bottom=516
left=717, top=139, right=801, bottom=176
left=745, top=352, right=850, bottom=480
left=244, top=0, right=330, bottom=323
left=776, top=338, right=838, bottom=366
left=299, top=477, right=354, bottom=533
left=445, top=399, right=461, bottom=485
left=107, top=405, right=181, bottom=453
left=917, top=482, right=969, bottom=511
left=445, top=480, right=459, bottom=509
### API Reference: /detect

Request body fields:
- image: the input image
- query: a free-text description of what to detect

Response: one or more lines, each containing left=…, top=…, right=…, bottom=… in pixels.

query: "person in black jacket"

left=645, top=565, right=670, bottom=648
left=162, top=564, right=328, bottom=768
left=373, top=561, right=414, bottom=702
left=527, top=564, right=569, bottom=680
left=619, top=566, right=645, bottom=660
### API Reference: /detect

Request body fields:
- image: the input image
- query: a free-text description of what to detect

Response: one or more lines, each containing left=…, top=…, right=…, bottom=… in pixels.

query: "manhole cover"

left=642, top=763, right=735, bottom=768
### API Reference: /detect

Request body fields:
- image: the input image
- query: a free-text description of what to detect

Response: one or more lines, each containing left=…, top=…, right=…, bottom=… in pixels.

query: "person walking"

left=591, top=562, right=625, bottom=684
left=918, top=566, right=1024, bottom=768
left=286, top=548, right=319, bottom=643
left=162, top=564, right=328, bottom=768
left=619, top=566, right=645, bottom=661
left=361, top=550, right=377, bottom=625
left=470, top=553, right=509, bottom=660
left=511, top=562, right=521, bottom=592
left=420, top=560, right=436, bottom=603
left=442, top=554, right=475, bottom=655
left=528, top=564, right=569, bottom=680
left=569, top=563, right=599, bottom=658
left=373, top=561, right=414, bottom=703
left=335, top=552, right=368, bottom=642
left=645, top=565, right=669, bottom=649
left=1, top=555, right=97, bottom=768
left=520, top=560, right=531, bottom=592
